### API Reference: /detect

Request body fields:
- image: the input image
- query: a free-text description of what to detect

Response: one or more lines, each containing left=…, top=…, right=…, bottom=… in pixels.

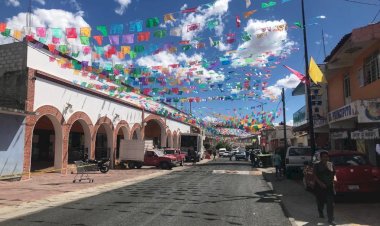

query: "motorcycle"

left=83, top=154, right=110, bottom=173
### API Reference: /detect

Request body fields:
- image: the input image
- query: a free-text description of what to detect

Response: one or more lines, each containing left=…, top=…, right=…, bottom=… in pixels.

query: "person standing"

left=250, top=150, right=256, bottom=167
left=189, top=148, right=197, bottom=165
left=272, top=151, right=282, bottom=178
left=212, top=150, right=217, bottom=160
left=313, top=151, right=336, bottom=225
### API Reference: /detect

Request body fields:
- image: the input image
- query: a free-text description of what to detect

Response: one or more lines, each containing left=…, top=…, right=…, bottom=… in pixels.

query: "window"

left=288, top=148, right=312, bottom=156
left=363, top=51, right=379, bottom=85
left=330, top=155, right=369, bottom=166
left=343, top=75, right=351, bottom=98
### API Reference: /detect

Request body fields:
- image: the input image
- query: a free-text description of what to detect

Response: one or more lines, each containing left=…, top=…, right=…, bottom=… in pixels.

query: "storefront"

left=328, top=100, right=380, bottom=166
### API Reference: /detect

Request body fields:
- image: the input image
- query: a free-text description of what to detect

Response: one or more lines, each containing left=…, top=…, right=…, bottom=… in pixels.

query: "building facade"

left=0, top=41, right=194, bottom=180
left=324, top=22, right=380, bottom=166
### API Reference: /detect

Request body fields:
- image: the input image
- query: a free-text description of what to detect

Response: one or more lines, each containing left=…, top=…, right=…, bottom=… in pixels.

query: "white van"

left=218, top=148, right=227, bottom=157
left=285, top=146, right=312, bottom=176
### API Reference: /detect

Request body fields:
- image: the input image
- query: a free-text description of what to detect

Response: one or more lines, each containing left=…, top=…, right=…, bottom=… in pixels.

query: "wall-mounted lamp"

left=64, top=102, right=73, bottom=112
left=113, top=114, right=120, bottom=122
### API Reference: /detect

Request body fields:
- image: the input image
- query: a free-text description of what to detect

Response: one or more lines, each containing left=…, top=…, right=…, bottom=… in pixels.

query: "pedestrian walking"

left=250, top=150, right=256, bottom=167
left=189, top=148, right=197, bottom=165
left=272, top=151, right=282, bottom=178
left=212, top=150, right=217, bottom=160
left=313, top=151, right=336, bottom=225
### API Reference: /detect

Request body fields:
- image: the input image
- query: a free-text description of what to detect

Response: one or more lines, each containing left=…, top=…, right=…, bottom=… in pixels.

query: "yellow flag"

left=13, top=30, right=23, bottom=40
left=121, top=46, right=130, bottom=54
left=80, top=27, right=91, bottom=37
left=309, top=57, right=325, bottom=84
left=164, top=13, right=176, bottom=22
left=244, top=10, right=257, bottom=18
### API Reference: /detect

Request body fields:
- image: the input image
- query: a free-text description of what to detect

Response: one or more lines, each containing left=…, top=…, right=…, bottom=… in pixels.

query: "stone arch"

left=143, top=114, right=167, bottom=148
left=63, top=112, right=93, bottom=171
left=114, top=120, right=130, bottom=160
left=24, top=105, right=65, bottom=177
left=130, top=123, right=142, bottom=140
left=93, top=116, right=114, bottom=162
left=166, top=129, right=173, bottom=148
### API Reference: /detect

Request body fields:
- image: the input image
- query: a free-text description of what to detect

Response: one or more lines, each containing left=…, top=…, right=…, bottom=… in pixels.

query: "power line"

left=340, top=0, right=380, bottom=6
left=371, top=8, right=380, bottom=23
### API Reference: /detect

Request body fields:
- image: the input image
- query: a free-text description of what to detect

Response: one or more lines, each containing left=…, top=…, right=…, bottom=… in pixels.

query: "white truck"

left=119, top=140, right=177, bottom=169
left=180, top=133, right=205, bottom=162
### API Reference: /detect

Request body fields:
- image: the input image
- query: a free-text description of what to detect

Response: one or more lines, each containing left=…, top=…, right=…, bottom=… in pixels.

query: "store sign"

left=314, top=118, right=327, bottom=128
left=331, top=131, right=348, bottom=140
left=328, top=103, right=357, bottom=123
left=357, top=100, right=380, bottom=123
left=351, top=129, right=380, bottom=140
left=293, top=106, right=307, bottom=127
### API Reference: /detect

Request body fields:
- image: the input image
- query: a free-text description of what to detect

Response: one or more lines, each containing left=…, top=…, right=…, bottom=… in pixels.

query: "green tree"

left=215, top=141, right=231, bottom=151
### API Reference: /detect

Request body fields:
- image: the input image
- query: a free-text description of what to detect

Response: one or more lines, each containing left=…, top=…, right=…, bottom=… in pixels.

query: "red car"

left=303, top=151, right=380, bottom=193
left=164, top=148, right=185, bottom=166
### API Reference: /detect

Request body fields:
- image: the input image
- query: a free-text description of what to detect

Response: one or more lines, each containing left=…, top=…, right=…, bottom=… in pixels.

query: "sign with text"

left=331, top=131, right=348, bottom=140
left=328, top=103, right=357, bottom=124
left=351, top=129, right=379, bottom=140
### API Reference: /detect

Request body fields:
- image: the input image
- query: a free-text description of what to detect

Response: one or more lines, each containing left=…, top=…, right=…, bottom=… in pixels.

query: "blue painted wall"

left=0, top=114, right=25, bottom=180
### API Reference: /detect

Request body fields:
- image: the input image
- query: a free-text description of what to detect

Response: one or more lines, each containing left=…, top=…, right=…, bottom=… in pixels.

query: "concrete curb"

left=262, top=171, right=297, bottom=226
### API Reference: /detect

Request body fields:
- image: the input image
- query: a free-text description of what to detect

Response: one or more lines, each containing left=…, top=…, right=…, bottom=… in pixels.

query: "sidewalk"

left=0, top=159, right=211, bottom=222
left=262, top=168, right=380, bottom=226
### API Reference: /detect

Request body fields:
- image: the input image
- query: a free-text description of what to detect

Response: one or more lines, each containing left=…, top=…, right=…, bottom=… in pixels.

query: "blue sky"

left=1, top=0, right=379, bottom=128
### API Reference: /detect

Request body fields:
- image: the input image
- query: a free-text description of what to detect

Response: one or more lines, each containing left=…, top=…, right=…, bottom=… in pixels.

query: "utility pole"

left=301, top=0, right=316, bottom=155
left=281, top=88, right=287, bottom=152
left=189, top=101, right=192, bottom=115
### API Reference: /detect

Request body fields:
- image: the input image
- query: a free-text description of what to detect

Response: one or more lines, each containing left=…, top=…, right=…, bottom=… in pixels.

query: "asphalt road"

left=1, top=158, right=291, bottom=226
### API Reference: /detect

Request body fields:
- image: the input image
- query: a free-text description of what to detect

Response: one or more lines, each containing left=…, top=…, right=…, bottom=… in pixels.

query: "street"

left=0, top=158, right=290, bottom=226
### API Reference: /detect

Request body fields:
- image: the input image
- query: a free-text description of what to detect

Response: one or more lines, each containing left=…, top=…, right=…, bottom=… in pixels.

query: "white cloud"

left=263, top=74, right=300, bottom=100
left=233, top=19, right=296, bottom=66
left=230, top=88, right=241, bottom=94
left=33, top=0, right=46, bottom=5
left=67, top=0, right=81, bottom=11
left=136, top=51, right=225, bottom=83
left=5, top=8, right=89, bottom=29
left=204, top=116, right=219, bottom=123
left=178, top=0, right=231, bottom=41
left=114, top=0, right=132, bottom=15
left=1, top=9, right=90, bottom=61
left=276, top=74, right=301, bottom=89
left=5, top=0, right=20, bottom=7
left=316, top=15, right=326, bottom=19
left=287, top=119, right=294, bottom=126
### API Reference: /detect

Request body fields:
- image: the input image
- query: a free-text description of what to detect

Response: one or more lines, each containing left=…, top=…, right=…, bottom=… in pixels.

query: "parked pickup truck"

left=119, top=140, right=178, bottom=170
left=163, top=148, right=185, bottom=166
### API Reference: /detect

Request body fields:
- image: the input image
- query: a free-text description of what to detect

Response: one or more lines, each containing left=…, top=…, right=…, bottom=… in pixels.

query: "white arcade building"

left=0, top=40, right=195, bottom=180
